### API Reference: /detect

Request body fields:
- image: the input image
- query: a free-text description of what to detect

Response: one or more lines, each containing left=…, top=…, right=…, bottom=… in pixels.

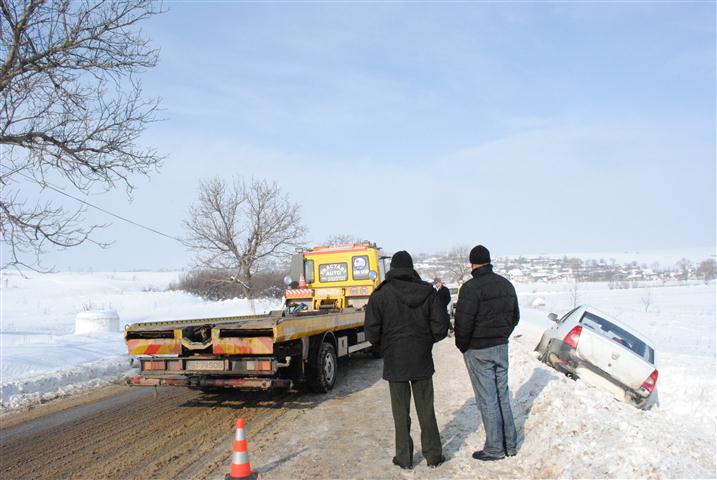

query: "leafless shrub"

left=323, top=234, right=363, bottom=246
left=641, top=289, right=653, bottom=312
left=170, top=268, right=286, bottom=301
left=80, top=300, right=111, bottom=311
left=1, top=0, right=164, bottom=271
left=183, top=177, right=306, bottom=298
left=446, top=245, right=471, bottom=283
left=569, top=278, right=580, bottom=308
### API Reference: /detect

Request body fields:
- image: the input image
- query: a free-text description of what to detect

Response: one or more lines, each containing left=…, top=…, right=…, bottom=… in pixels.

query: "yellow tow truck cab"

left=284, top=241, right=389, bottom=311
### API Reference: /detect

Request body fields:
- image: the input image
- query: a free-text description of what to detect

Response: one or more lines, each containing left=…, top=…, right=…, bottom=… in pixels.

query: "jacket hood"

left=378, top=267, right=435, bottom=308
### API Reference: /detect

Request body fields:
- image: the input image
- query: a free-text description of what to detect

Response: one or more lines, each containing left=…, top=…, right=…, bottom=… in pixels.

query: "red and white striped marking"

left=285, top=288, right=313, bottom=299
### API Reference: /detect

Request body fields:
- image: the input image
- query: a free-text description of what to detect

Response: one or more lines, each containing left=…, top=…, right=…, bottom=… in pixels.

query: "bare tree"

left=641, top=288, right=653, bottom=312
left=696, top=258, right=717, bottom=284
left=568, top=277, right=580, bottom=308
left=676, top=258, right=692, bottom=281
left=1, top=0, right=163, bottom=270
left=323, top=233, right=362, bottom=246
left=183, top=177, right=306, bottom=298
left=446, top=245, right=471, bottom=283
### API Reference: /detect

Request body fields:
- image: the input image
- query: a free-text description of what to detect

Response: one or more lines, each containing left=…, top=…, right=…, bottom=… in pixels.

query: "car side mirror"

left=547, top=313, right=559, bottom=322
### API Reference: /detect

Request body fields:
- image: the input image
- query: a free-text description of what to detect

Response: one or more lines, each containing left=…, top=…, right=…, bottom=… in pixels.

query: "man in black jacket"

left=454, top=245, right=519, bottom=461
left=365, top=251, right=450, bottom=470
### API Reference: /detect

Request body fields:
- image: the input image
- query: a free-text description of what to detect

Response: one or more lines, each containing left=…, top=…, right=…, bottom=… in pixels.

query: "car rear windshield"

left=580, top=312, right=655, bottom=364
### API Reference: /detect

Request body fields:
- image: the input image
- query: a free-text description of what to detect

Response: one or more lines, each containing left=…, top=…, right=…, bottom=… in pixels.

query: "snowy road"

left=0, top=385, right=298, bottom=479
left=2, top=337, right=713, bottom=480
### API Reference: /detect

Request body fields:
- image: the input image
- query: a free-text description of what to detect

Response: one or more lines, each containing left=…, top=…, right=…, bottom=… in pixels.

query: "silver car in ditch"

left=535, top=305, right=659, bottom=409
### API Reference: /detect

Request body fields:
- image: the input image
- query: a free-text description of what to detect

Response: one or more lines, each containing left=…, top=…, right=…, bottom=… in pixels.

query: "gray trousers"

left=463, top=343, right=517, bottom=457
left=388, top=378, right=443, bottom=466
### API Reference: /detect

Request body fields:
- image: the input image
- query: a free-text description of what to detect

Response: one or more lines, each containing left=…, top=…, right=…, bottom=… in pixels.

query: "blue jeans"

left=463, top=343, right=517, bottom=457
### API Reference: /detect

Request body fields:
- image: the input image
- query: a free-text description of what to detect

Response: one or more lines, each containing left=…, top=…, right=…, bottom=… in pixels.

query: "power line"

left=10, top=170, right=186, bottom=244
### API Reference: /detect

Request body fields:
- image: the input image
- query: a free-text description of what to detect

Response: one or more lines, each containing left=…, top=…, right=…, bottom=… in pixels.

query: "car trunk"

left=575, top=313, right=654, bottom=391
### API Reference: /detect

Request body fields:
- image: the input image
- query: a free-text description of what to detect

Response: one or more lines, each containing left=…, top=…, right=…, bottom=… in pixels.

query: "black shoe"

left=472, top=450, right=505, bottom=461
left=392, top=457, right=412, bottom=470
left=506, top=450, right=517, bottom=457
left=427, top=455, right=446, bottom=468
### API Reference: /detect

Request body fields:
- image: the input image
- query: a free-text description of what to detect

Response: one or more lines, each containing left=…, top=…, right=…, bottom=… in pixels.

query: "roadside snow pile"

left=74, top=309, right=120, bottom=334
left=1, top=270, right=281, bottom=410
left=0, top=356, right=133, bottom=410
left=529, top=296, right=546, bottom=307
left=506, top=319, right=714, bottom=479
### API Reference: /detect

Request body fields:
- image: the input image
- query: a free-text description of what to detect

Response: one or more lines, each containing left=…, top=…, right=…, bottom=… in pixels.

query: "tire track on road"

left=0, top=387, right=296, bottom=480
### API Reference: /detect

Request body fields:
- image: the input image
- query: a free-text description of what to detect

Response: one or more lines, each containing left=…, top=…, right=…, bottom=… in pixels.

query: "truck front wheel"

left=308, top=341, right=337, bottom=393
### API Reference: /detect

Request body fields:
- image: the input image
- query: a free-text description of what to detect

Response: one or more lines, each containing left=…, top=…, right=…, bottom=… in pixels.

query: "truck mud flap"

left=128, top=375, right=293, bottom=390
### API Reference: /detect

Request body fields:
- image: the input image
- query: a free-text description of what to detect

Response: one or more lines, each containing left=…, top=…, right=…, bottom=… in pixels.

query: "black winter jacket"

left=436, top=285, right=451, bottom=309
left=365, top=268, right=450, bottom=382
left=454, top=264, right=520, bottom=353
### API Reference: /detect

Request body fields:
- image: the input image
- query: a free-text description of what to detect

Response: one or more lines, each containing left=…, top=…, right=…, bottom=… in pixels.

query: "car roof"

left=581, top=305, right=655, bottom=347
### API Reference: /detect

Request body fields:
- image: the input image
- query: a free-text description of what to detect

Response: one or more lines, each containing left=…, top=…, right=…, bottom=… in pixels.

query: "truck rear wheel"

left=308, top=341, right=337, bottom=393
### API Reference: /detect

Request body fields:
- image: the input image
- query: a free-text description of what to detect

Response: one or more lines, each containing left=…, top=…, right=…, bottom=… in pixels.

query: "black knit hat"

left=469, top=245, right=491, bottom=265
left=390, top=250, right=413, bottom=269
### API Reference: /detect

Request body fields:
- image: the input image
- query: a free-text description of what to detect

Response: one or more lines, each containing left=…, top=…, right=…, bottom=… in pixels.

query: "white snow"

left=529, top=296, right=546, bottom=308
left=74, top=309, right=120, bottom=334
left=0, top=270, right=281, bottom=409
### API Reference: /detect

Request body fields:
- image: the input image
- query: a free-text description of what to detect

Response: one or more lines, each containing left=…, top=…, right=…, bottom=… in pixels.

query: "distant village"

left=415, top=253, right=717, bottom=286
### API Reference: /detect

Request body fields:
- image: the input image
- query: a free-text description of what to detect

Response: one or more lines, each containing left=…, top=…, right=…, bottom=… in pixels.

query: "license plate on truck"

left=186, top=360, right=225, bottom=371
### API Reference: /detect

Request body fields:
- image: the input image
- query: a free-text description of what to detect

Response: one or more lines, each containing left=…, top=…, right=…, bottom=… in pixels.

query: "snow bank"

left=1, top=270, right=281, bottom=410
left=0, top=356, right=133, bottom=410
left=74, top=309, right=120, bottom=334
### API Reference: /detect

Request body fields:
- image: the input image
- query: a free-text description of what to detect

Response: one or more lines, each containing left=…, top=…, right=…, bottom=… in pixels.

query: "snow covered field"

left=0, top=271, right=281, bottom=409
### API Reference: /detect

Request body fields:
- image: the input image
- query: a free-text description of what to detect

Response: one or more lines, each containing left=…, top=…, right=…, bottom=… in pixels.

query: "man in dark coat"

left=454, top=245, right=520, bottom=461
left=365, top=250, right=450, bottom=469
left=433, top=277, right=454, bottom=335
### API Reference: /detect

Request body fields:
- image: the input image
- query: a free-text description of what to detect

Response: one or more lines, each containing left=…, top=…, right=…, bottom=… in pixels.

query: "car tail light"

left=641, top=369, right=659, bottom=393
left=563, top=325, right=582, bottom=349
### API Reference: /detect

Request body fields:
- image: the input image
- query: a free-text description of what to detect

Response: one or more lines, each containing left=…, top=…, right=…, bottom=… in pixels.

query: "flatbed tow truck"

left=125, top=242, right=388, bottom=392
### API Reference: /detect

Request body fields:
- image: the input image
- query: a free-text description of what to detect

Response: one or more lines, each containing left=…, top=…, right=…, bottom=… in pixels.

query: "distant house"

left=507, top=268, right=524, bottom=281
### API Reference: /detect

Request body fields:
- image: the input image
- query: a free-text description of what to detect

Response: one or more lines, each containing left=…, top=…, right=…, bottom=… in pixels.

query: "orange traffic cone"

left=226, top=418, right=258, bottom=480
left=298, top=273, right=306, bottom=288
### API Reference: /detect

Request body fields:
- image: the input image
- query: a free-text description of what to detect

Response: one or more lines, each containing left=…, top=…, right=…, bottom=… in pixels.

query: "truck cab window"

left=319, top=263, right=348, bottom=283
left=304, top=259, right=314, bottom=283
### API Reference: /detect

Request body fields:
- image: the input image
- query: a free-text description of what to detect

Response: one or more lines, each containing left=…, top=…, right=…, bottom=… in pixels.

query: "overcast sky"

left=31, top=2, right=716, bottom=271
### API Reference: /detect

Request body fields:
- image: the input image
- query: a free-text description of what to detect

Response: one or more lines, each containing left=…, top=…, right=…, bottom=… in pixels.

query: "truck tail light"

left=246, top=360, right=273, bottom=371
left=563, top=326, right=582, bottom=349
left=641, top=369, right=659, bottom=393
left=142, top=360, right=166, bottom=371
